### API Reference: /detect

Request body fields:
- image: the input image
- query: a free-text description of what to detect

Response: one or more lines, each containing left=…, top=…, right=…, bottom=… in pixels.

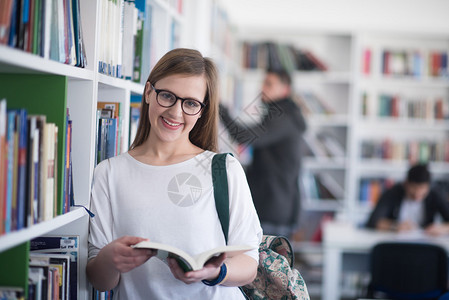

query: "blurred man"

left=366, top=164, right=449, bottom=236
left=219, top=68, right=307, bottom=237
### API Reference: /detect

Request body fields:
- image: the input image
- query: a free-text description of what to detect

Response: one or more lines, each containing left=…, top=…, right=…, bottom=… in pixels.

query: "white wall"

left=219, top=0, right=449, bottom=35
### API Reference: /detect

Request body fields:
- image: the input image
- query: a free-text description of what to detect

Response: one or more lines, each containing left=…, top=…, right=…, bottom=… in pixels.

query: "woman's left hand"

left=168, top=253, right=226, bottom=284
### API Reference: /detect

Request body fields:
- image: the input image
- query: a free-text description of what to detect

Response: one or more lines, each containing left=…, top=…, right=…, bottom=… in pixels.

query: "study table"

left=322, top=221, right=449, bottom=300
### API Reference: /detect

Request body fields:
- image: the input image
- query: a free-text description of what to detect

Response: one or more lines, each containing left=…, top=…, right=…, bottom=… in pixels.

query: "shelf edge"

left=0, top=208, right=87, bottom=253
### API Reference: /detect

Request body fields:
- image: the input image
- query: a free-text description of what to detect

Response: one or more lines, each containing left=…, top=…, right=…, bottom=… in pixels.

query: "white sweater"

left=88, top=151, right=262, bottom=299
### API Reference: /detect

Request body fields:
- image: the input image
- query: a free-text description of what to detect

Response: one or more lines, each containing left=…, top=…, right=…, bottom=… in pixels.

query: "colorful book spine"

left=3, top=0, right=85, bottom=66
left=5, top=110, right=16, bottom=232
left=16, top=109, right=28, bottom=230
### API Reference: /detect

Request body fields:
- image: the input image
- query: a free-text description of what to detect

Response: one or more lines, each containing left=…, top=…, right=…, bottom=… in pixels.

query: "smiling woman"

left=130, top=48, right=219, bottom=154
left=86, top=48, right=263, bottom=300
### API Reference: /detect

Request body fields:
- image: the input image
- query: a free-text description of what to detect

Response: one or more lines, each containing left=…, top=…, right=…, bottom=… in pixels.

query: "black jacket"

left=219, top=98, right=307, bottom=226
left=365, top=183, right=449, bottom=228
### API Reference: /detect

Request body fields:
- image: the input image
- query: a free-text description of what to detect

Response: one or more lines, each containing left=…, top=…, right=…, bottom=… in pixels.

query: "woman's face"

left=146, top=74, right=206, bottom=145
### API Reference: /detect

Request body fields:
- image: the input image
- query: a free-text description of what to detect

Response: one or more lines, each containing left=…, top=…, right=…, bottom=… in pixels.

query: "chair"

left=366, top=242, right=448, bottom=300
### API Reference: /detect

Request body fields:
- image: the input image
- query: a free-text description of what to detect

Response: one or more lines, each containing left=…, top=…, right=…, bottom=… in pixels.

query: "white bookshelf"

left=0, top=0, right=189, bottom=298
left=232, top=29, right=449, bottom=219
left=233, top=31, right=354, bottom=213
left=350, top=32, right=449, bottom=221
left=228, top=28, right=449, bottom=299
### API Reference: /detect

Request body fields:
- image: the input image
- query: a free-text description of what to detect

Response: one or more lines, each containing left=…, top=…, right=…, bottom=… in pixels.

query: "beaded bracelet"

left=202, top=263, right=227, bottom=286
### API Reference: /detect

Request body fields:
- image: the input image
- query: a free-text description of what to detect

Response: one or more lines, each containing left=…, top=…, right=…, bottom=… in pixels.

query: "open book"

left=131, top=241, right=255, bottom=272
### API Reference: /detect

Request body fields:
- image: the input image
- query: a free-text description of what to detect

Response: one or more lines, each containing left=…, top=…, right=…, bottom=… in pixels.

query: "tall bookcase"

left=351, top=33, right=449, bottom=218
left=0, top=0, right=187, bottom=298
left=231, top=29, right=449, bottom=298
left=233, top=29, right=449, bottom=224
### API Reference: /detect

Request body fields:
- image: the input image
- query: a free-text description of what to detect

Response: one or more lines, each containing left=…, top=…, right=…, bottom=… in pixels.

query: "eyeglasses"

left=150, top=84, right=206, bottom=116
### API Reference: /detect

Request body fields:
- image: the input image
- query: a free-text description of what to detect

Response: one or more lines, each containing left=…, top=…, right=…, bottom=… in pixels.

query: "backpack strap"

left=212, top=153, right=251, bottom=299
left=212, top=153, right=232, bottom=244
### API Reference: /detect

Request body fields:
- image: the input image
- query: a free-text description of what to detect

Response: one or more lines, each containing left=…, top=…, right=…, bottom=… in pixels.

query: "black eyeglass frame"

left=150, top=83, right=206, bottom=116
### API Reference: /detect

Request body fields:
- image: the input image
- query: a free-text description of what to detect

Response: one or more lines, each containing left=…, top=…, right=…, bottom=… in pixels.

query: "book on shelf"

left=96, top=101, right=123, bottom=164
left=62, top=110, right=74, bottom=214
left=15, top=109, right=28, bottom=231
left=365, top=92, right=449, bottom=120
left=5, top=109, right=16, bottom=233
left=30, top=252, right=70, bottom=300
left=0, top=100, right=6, bottom=234
left=359, top=178, right=395, bottom=206
left=429, top=51, right=448, bottom=77
left=298, top=91, right=335, bottom=116
left=129, top=95, right=142, bottom=145
left=302, top=132, right=345, bottom=159
left=318, top=133, right=345, bottom=158
left=241, top=41, right=328, bottom=72
left=0, top=99, right=74, bottom=235
left=302, top=133, right=328, bottom=158
left=122, top=1, right=138, bottom=80
left=132, top=241, right=254, bottom=272
left=380, top=48, right=449, bottom=78
left=92, top=289, right=113, bottom=300
left=132, top=7, right=145, bottom=83
left=98, top=0, right=121, bottom=77
left=0, top=286, right=24, bottom=299
left=41, top=122, right=58, bottom=221
left=30, top=235, right=79, bottom=300
left=136, top=0, right=154, bottom=82
left=1, top=0, right=86, bottom=67
left=98, top=0, right=152, bottom=80
left=302, top=171, right=344, bottom=201
left=361, top=139, right=449, bottom=163
left=362, top=48, right=371, bottom=75
left=0, top=0, right=14, bottom=44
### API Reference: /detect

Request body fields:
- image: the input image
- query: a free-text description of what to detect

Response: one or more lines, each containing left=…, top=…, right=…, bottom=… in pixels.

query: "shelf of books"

left=0, top=0, right=186, bottom=298
left=235, top=33, right=353, bottom=213
left=352, top=33, right=449, bottom=219
left=230, top=29, right=448, bottom=298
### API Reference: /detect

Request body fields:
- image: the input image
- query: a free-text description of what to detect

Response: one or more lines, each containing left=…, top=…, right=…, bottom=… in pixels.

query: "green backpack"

left=211, top=153, right=310, bottom=300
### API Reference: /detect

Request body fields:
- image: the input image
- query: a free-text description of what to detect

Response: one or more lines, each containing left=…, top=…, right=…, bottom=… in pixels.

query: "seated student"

left=366, top=164, right=449, bottom=236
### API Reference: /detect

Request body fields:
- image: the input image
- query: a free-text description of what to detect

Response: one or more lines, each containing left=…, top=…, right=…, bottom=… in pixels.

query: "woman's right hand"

left=101, top=236, right=156, bottom=273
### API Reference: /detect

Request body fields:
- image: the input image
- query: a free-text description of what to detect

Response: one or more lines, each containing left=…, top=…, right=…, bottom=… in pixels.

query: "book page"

left=132, top=241, right=255, bottom=271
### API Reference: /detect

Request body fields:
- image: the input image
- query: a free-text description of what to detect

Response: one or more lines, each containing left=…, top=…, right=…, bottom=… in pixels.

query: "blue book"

left=360, top=179, right=369, bottom=203
left=105, top=118, right=117, bottom=160
left=440, top=52, right=448, bottom=77
left=413, top=52, right=422, bottom=78
left=8, top=0, right=18, bottom=47
left=16, top=109, right=28, bottom=230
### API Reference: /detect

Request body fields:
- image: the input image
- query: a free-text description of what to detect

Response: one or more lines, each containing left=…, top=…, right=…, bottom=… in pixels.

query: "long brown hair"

left=130, top=48, right=219, bottom=152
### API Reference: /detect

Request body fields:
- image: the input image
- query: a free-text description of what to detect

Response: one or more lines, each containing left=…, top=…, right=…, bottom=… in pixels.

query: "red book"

left=382, top=139, right=393, bottom=160
left=432, top=52, right=441, bottom=77
left=363, top=48, right=371, bottom=75
left=304, top=50, right=328, bottom=71
left=0, top=0, right=14, bottom=44
left=25, top=0, right=35, bottom=53
left=391, top=95, right=400, bottom=118
left=435, top=98, right=443, bottom=120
